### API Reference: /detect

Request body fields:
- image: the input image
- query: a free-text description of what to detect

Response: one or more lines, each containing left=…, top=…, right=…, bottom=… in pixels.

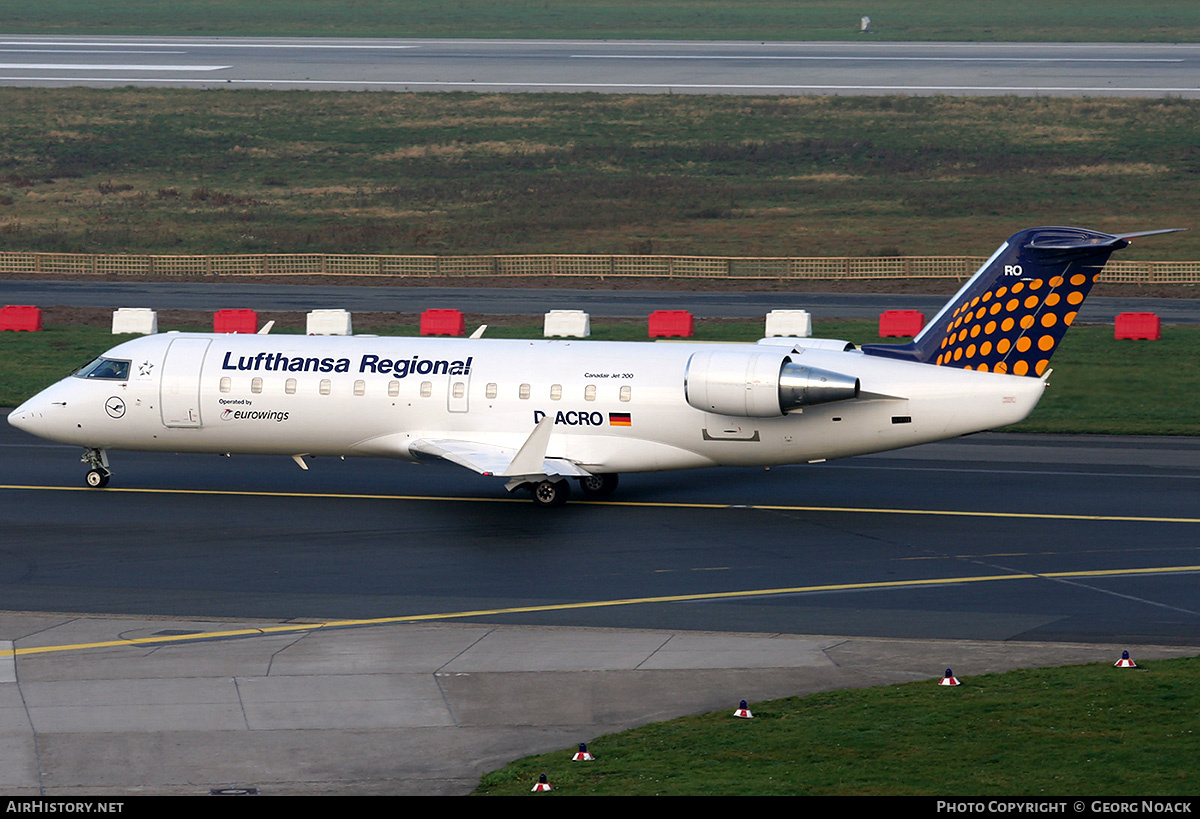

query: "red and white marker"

left=939, top=668, right=960, bottom=686
left=572, top=743, right=595, bottom=761
left=532, top=774, right=552, bottom=792
left=733, top=699, right=753, bottom=718
left=1114, top=651, right=1137, bottom=668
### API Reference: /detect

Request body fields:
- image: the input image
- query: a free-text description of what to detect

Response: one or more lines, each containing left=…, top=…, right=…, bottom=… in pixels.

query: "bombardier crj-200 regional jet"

left=8, top=226, right=1183, bottom=506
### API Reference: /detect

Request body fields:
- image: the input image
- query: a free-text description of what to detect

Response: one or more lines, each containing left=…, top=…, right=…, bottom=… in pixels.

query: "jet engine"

left=684, top=350, right=860, bottom=417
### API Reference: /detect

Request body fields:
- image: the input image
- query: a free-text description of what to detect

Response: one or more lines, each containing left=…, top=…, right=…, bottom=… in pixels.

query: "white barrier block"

left=544, top=309, right=590, bottom=338
left=112, top=308, right=157, bottom=335
left=306, top=309, right=353, bottom=336
left=764, top=310, right=812, bottom=338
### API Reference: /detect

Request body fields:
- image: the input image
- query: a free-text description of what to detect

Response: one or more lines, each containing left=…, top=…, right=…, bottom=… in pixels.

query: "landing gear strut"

left=81, top=448, right=111, bottom=488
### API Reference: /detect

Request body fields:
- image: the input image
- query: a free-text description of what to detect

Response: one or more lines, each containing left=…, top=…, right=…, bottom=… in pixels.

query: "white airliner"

left=7, top=226, right=1181, bottom=505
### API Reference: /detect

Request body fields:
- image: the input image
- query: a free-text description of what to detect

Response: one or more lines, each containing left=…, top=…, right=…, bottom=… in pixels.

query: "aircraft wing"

left=408, top=435, right=591, bottom=479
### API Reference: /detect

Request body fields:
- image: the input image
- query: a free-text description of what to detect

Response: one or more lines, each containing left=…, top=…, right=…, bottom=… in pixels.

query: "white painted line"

left=0, top=40, right=419, bottom=50
left=0, top=49, right=187, bottom=54
left=0, top=64, right=232, bottom=71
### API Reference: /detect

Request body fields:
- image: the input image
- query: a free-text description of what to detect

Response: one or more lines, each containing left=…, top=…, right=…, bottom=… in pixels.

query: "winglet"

left=501, top=416, right=555, bottom=477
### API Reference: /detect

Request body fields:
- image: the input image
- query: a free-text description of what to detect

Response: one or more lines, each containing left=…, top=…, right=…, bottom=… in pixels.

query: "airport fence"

left=1, top=251, right=1197, bottom=283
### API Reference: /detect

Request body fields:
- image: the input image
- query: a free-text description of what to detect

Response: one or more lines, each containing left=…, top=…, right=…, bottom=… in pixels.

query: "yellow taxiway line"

left=3, top=564, right=1198, bottom=659
left=3, top=483, right=1200, bottom=524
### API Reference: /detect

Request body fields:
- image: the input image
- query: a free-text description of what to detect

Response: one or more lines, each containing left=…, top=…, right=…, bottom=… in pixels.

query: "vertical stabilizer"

left=862, top=227, right=1181, bottom=376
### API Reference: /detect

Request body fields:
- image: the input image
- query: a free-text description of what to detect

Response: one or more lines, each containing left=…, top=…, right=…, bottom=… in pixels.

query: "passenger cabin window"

left=452, top=382, right=465, bottom=399
left=388, top=381, right=400, bottom=397
left=285, top=378, right=297, bottom=395
left=550, top=384, right=562, bottom=401
left=354, top=380, right=366, bottom=396
left=584, top=385, right=596, bottom=401
left=519, top=384, right=531, bottom=400
left=251, top=377, right=263, bottom=394
left=486, top=383, right=498, bottom=399
left=219, top=377, right=231, bottom=393
left=319, top=379, right=331, bottom=396
left=420, top=381, right=432, bottom=398
left=74, top=357, right=131, bottom=381
left=620, top=385, right=631, bottom=402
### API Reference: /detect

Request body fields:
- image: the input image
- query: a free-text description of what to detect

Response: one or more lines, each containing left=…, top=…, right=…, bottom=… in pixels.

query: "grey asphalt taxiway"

left=1, top=36, right=1198, bottom=97
left=3, top=415, right=1199, bottom=794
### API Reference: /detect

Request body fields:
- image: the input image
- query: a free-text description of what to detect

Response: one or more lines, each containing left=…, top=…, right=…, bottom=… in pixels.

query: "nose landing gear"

left=81, top=448, right=111, bottom=488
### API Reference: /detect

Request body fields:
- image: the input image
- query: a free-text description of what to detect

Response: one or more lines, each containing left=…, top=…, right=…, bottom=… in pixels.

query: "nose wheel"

left=81, top=448, right=111, bottom=488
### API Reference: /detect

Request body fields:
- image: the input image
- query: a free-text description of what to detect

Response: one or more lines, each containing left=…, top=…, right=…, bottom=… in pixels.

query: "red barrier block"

left=420, top=308, right=465, bottom=337
left=0, top=305, right=42, bottom=331
left=648, top=310, right=694, bottom=338
left=213, top=309, right=258, bottom=334
left=879, top=310, right=925, bottom=338
left=1114, top=312, right=1161, bottom=340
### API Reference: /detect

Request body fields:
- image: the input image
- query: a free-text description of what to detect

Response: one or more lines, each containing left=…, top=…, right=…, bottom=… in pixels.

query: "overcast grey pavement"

left=3, top=280, right=1199, bottom=324
left=1, top=37, right=1198, bottom=97
left=1, top=614, right=1194, bottom=795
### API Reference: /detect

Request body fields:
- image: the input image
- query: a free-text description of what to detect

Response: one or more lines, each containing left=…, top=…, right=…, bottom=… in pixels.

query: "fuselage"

left=9, top=332, right=1045, bottom=474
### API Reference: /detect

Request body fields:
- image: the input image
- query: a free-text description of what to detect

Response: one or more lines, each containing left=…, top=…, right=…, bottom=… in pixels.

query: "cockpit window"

left=74, top=357, right=131, bottom=381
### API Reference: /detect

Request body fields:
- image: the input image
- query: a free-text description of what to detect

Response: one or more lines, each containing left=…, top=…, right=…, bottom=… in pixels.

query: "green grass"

left=2, top=1, right=1199, bottom=41
left=5, top=319, right=1198, bottom=435
left=474, top=657, right=1200, bottom=795
left=2, top=90, right=1199, bottom=259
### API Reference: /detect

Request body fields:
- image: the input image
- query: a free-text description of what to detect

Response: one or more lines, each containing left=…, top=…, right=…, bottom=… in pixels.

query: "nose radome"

left=7, top=404, right=40, bottom=435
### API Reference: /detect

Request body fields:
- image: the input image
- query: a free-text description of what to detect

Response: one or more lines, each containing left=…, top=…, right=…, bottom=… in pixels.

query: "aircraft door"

left=447, top=371, right=470, bottom=413
left=160, top=338, right=211, bottom=428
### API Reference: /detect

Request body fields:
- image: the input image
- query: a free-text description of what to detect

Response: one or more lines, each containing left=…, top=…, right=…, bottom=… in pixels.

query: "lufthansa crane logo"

left=104, top=396, right=126, bottom=419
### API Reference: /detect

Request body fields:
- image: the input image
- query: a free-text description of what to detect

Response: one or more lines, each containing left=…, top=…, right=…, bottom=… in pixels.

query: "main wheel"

left=531, top=479, right=570, bottom=507
left=86, top=469, right=110, bottom=488
left=578, top=473, right=619, bottom=498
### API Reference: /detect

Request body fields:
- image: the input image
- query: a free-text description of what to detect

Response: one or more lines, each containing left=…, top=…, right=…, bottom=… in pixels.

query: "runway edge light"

left=939, top=668, right=960, bottom=686
left=532, top=773, right=552, bottom=792
left=1114, top=650, right=1138, bottom=668
left=733, top=699, right=753, bottom=718
left=572, top=743, right=595, bottom=761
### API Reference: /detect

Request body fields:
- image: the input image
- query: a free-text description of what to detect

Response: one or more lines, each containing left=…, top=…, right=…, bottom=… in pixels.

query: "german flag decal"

left=609, top=412, right=632, bottom=426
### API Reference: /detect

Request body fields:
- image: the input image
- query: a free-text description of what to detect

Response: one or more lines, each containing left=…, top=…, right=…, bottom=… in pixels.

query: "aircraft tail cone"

left=572, top=743, right=595, bottom=761
left=532, top=773, right=552, bottom=792
left=733, top=699, right=754, bottom=718
left=1114, top=650, right=1137, bottom=668
left=939, top=668, right=960, bottom=686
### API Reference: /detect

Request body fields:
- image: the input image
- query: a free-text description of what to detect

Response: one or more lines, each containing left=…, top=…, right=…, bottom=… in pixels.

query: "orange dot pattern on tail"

left=934, top=269, right=1099, bottom=375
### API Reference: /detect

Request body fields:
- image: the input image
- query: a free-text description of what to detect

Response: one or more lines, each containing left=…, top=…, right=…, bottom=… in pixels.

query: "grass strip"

left=2, top=89, right=1198, bottom=259
left=2, top=1, right=1200, bottom=41
left=473, top=657, right=1200, bottom=795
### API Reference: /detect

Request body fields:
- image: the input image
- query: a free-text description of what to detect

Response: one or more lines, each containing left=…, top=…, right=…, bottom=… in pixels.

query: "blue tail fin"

left=861, top=226, right=1181, bottom=377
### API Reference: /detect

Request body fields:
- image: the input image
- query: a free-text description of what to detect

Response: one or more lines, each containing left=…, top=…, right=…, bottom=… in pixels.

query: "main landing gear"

left=81, top=448, right=111, bottom=488
left=578, top=473, right=619, bottom=498
left=523, top=473, right=620, bottom=507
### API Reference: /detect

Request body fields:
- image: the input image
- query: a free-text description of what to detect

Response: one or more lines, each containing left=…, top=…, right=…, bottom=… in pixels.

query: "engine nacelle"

left=684, top=350, right=860, bottom=417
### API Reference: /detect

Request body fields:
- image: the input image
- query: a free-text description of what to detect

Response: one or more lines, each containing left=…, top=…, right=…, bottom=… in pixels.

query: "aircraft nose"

left=7, top=400, right=44, bottom=437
